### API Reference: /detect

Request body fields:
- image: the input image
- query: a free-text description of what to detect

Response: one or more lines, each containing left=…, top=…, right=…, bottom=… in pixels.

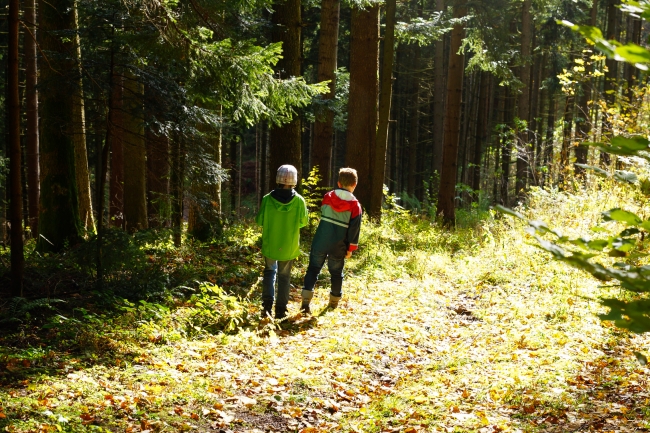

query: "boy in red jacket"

left=301, top=168, right=362, bottom=313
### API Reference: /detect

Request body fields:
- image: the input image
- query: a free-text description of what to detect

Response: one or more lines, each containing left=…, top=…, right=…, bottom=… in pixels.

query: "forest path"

left=2, top=248, right=650, bottom=433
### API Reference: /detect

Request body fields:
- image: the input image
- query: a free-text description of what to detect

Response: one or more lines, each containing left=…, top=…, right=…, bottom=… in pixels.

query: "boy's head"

left=337, top=167, right=358, bottom=192
left=276, top=164, right=298, bottom=189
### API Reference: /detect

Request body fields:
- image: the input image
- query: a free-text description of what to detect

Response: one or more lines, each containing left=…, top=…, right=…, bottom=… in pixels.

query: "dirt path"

left=2, top=249, right=650, bottom=432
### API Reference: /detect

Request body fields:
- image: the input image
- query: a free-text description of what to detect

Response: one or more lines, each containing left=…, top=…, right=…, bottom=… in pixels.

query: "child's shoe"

left=328, top=295, right=341, bottom=309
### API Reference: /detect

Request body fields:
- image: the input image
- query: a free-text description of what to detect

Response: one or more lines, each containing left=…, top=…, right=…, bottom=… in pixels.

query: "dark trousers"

left=303, top=249, right=345, bottom=297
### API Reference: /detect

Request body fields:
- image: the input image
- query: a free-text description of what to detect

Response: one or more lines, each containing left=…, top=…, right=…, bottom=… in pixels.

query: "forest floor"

left=2, top=186, right=650, bottom=432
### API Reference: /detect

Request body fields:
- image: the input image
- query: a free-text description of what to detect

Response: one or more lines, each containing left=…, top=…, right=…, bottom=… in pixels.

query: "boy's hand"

left=345, top=251, right=352, bottom=259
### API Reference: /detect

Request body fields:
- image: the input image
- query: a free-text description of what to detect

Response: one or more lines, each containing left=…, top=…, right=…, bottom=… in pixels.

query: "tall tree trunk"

left=516, top=0, right=532, bottom=200
left=37, top=0, right=83, bottom=252
left=561, top=93, right=575, bottom=181
left=109, top=73, right=124, bottom=229
left=472, top=71, right=489, bottom=196
left=312, top=0, right=340, bottom=188
left=432, top=0, right=445, bottom=180
left=407, top=43, right=420, bottom=198
left=9, top=0, right=23, bottom=295
left=372, top=0, right=396, bottom=219
left=345, top=3, right=380, bottom=211
left=24, top=0, right=39, bottom=240
left=437, top=1, right=466, bottom=225
left=72, top=4, right=94, bottom=234
left=575, top=0, right=597, bottom=178
left=501, top=87, right=514, bottom=205
left=146, top=126, right=170, bottom=228
left=270, top=0, right=302, bottom=179
left=122, top=71, right=148, bottom=232
left=601, top=0, right=620, bottom=167
left=170, top=135, right=185, bottom=247
left=544, top=92, right=556, bottom=185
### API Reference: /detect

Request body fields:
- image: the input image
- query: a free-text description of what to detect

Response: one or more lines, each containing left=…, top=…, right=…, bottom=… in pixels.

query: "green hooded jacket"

left=256, top=191, right=308, bottom=261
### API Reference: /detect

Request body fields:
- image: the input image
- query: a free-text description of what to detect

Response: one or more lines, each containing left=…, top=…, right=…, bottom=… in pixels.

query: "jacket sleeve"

left=255, top=197, right=265, bottom=226
left=346, top=202, right=362, bottom=252
left=299, top=196, right=308, bottom=228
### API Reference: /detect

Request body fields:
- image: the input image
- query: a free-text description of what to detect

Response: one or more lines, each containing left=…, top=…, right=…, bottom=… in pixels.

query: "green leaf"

left=574, top=163, right=609, bottom=177
left=611, top=135, right=650, bottom=151
left=587, top=239, right=609, bottom=251
left=614, top=170, right=639, bottom=184
left=602, top=208, right=642, bottom=225
left=614, top=43, right=650, bottom=67
left=620, top=228, right=640, bottom=237
left=494, top=205, right=524, bottom=220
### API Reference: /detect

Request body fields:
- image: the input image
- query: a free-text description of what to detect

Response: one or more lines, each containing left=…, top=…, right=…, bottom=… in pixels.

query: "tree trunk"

left=601, top=0, right=620, bottom=167
left=501, top=87, right=514, bottom=205
left=122, top=71, right=148, bottom=232
left=37, top=0, right=83, bottom=252
left=170, top=135, right=185, bottom=247
left=72, top=4, right=94, bottom=234
left=437, top=2, right=466, bottom=225
left=345, top=3, right=380, bottom=211
left=407, top=43, right=420, bottom=199
left=516, top=0, right=532, bottom=200
left=9, top=0, right=23, bottom=295
left=372, top=0, right=396, bottom=219
left=109, top=73, right=124, bottom=229
left=270, top=0, right=302, bottom=179
left=24, top=0, right=39, bottom=240
left=544, top=92, right=556, bottom=185
left=432, top=0, right=445, bottom=180
left=312, top=0, right=340, bottom=188
left=561, top=93, right=575, bottom=181
left=146, top=127, right=170, bottom=228
left=472, top=71, right=489, bottom=196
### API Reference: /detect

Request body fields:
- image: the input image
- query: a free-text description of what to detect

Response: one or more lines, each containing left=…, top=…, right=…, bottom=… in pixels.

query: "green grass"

left=1, top=180, right=650, bottom=432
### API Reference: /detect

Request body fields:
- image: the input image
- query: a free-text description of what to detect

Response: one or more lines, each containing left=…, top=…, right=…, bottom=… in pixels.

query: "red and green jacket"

left=256, top=189, right=308, bottom=261
left=311, top=189, right=362, bottom=257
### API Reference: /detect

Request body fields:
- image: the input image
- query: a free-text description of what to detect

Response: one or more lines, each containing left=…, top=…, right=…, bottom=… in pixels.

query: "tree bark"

left=37, top=0, right=84, bottom=252
left=109, top=73, right=124, bottom=229
left=72, top=4, right=94, bottom=234
left=472, top=71, right=489, bottom=196
left=407, top=43, right=420, bottom=199
left=501, top=87, right=514, bottom=205
left=24, top=0, right=39, bottom=240
left=146, top=126, right=170, bottom=228
left=345, top=3, right=380, bottom=211
left=372, top=0, right=396, bottom=219
left=601, top=0, right=620, bottom=167
left=270, top=0, right=302, bottom=180
left=432, top=0, right=445, bottom=180
left=170, top=135, right=185, bottom=247
left=9, top=0, right=23, bottom=295
left=311, top=0, right=340, bottom=188
left=544, top=92, right=556, bottom=185
left=561, top=93, right=575, bottom=181
left=516, top=0, right=532, bottom=200
left=122, top=70, right=148, bottom=232
left=437, top=1, right=466, bottom=225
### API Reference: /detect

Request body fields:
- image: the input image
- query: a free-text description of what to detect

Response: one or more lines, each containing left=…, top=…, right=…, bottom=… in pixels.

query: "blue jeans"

left=262, top=257, right=293, bottom=317
left=303, top=250, right=345, bottom=297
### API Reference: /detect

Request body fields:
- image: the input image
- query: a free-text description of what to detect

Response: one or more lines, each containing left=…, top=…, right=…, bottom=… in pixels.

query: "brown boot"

left=301, top=289, right=313, bottom=314
left=328, top=295, right=341, bottom=309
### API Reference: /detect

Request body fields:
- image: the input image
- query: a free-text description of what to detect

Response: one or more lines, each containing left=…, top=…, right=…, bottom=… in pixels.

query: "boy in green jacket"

left=256, top=165, right=308, bottom=319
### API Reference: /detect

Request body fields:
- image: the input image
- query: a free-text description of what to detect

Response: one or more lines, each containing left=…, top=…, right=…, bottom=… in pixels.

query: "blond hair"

left=338, top=167, right=358, bottom=188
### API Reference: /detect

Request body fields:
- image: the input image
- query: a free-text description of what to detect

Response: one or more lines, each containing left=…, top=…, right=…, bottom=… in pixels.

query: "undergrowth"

left=1, top=179, right=649, bottom=432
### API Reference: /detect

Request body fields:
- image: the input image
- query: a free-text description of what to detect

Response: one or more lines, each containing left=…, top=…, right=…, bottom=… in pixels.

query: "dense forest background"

left=1, top=0, right=649, bottom=296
